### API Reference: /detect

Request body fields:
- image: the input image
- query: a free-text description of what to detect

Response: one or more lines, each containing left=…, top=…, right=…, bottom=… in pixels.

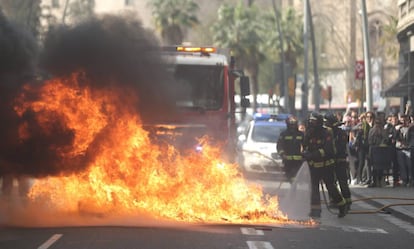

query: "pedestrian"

left=277, top=115, right=304, bottom=183
left=395, top=114, right=411, bottom=187
left=368, top=117, right=390, bottom=187
left=407, top=113, right=414, bottom=187
left=347, top=112, right=360, bottom=183
left=385, top=112, right=399, bottom=186
left=354, top=111, right=375, bottom=185
left=302, top=112, right=347, bottom=218
left=324, top=112, right=352, bottom=210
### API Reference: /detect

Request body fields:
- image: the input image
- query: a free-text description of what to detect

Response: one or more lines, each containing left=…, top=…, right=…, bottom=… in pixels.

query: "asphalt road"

left=1, top=166, right=414, bottom=249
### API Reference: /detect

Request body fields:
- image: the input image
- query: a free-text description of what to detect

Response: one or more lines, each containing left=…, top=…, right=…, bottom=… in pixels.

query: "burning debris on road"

left=0, top=12, right=311, bottom=226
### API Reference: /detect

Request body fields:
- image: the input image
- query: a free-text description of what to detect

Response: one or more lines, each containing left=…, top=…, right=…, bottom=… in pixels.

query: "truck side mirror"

left=240, top=76, right=250, bottom=96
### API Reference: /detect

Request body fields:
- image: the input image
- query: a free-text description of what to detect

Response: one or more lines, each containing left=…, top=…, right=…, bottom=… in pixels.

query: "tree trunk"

left=248, top=64, right=259, bottom=113
left=62, top=0, right=70, bottom=25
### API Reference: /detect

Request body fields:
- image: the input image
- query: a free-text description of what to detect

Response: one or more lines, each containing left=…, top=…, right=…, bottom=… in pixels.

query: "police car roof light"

left=253, top=113, right=289, bottom=122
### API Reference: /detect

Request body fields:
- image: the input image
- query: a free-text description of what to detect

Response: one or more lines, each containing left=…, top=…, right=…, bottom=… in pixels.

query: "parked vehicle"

left=237, top=113, right=288, bottom=171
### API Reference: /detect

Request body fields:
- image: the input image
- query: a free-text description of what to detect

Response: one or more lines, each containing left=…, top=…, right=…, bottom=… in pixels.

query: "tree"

left=62, top=0, right=95, bottom=25
left=260, top=6, right=303, bottom=113
left=212, top=1, right=265, bottom=111
left=148, top=0, right=199, bottom=45
left=263, top=7, right=303, bottom=72
left=380, top=15, right=399, bottom=60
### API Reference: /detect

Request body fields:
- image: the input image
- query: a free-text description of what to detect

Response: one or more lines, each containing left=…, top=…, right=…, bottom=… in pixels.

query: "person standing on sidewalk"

left=302, top=112, right=347, bottom=218
left=324, top=112, right=352, bottom=210
left=406, top=114, right=414, bottom=187
left=395, top=114, right=411, bottom=187
left=354, top=111, right=375, bottom=185
left=347, top=112, right=360, bottom=184
left=368, top=117, right=390, bottom=187
left=385, top=112, right=400, bottom=187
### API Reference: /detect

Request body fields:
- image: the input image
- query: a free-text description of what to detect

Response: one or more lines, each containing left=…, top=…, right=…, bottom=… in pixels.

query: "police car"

left=237, top=113, right=288, bottom=172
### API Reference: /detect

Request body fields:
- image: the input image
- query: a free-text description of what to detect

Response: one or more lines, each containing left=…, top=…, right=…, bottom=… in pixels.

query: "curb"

left=351, top=190, right=414, bottom=226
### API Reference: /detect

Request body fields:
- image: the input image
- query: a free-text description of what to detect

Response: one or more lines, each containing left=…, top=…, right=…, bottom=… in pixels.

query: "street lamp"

left=407, top=30, right=414, bottom=114
left=360, top=0, right=373, bottom=112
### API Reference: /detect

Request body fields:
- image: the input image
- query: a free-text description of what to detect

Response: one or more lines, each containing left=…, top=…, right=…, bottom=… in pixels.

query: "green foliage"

left=211, top=1, right=266, bottom=109
left=148, top=0, right=199, bottom=45
left=212, top=1, right=265, bottom=68
left=211, top=1, right=303, bottom=96
left=67, top=0, right=95, bottom=23
left=262, top=7, right=303, bottom=70
left=380, top=14, right=399, bottom=60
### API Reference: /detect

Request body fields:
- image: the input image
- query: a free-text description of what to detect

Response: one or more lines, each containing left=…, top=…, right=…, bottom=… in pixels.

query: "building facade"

left=383, top=0, right=414, bottom=113
left=2, top=0, right=401, bottom=112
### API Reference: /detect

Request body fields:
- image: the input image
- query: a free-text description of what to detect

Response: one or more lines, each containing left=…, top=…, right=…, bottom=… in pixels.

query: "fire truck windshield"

left=172, top=64, right=224, bottom=111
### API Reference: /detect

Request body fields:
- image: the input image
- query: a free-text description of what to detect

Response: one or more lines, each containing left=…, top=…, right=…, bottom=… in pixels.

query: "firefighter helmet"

left=307, top=112, right=323, bottom=129
left=285, top=115, right=299, bottom=129
left=323, top=112, right=338, bottom=127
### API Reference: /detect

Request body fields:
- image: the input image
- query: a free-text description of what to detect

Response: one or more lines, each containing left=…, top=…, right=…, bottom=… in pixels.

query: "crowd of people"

left=342, top=109, right=414, bottom=188
left=277, top=109, right=414, bottom=219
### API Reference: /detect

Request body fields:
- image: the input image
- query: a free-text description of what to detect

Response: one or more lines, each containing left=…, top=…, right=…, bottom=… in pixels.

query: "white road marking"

left=342, top=226, right=388, bottom=234
left=38, top=234, right=63, bottom=249
left=382, top=215, right=414, bottom=235
left=246, top=241, right=274, bottom=249
left=241, top=227, right=264, bottom=235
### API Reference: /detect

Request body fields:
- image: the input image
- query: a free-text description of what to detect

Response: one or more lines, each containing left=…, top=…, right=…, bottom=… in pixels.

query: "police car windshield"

left=251, top=124, right=285, bottom=143
left=172, top=65, right=224, bottom=110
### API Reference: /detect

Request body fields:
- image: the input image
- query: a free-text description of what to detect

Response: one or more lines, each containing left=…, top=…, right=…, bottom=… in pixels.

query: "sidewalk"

left=349, top=184, right=414, bottom=224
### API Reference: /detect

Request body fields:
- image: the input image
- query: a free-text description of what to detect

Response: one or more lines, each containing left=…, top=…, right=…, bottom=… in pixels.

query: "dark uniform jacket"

left=277, top=129, right=304, bottom=162
left=303, top=127, right=336, bottom=167
left=332, top=126, right=348, bottom=162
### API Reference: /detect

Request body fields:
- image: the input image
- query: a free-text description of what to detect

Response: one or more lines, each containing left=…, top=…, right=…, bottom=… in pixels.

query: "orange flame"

left=15, top=72, right=308, bottom=225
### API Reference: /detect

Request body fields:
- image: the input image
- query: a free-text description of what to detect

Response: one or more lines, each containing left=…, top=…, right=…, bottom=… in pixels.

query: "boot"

left=309, top=209, right=321, bottom=219
left=345, top=199, right=352, bottom=211
left=338, top=204, right=347, bottom=218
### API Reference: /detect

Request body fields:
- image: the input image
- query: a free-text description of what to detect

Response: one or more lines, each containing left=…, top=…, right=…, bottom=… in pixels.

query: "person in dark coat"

left=277, top=115, right=304, bottom=182
left=302, top=112, right=347, bottom=218
left=324, top=112, right=352, bottom=210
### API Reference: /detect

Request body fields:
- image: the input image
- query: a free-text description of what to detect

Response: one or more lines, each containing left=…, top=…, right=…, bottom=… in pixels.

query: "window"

left=251, top=125, right=285, bottom=143
left=401, top=2, right=407, bottom=18
left=172, top=65, right=224, bottom=111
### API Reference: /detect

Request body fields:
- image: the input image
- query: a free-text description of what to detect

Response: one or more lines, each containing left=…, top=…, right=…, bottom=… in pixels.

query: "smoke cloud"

left=0, top=10, right=39, bottom=176
left=0, top=13, right=177, bottom=177
left=39, top=14, right=176, bottom=121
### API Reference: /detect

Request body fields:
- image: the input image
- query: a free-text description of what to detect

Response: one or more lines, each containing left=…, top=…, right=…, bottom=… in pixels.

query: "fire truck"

left=147, top=45, right=250, bottom=162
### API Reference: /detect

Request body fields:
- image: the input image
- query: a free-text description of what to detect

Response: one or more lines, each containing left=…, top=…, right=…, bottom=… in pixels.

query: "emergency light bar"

left=176, top=46, right=216, bottom=53
left=253, top=113, right=290, bottom=122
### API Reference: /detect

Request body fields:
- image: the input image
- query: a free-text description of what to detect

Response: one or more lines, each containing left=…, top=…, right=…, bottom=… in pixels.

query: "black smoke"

left=0, top=13, right=178, bottom=177
left=40, top=14, right=177, bottom=121
left=0, top=10, right=39, bottom=176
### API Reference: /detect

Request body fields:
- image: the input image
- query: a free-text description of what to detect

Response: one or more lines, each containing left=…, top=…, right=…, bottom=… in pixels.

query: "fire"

left=15, top=72, right=302, bottom=224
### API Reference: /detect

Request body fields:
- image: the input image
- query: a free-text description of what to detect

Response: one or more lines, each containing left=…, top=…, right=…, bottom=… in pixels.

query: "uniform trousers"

left=335, top=161, right=351, bottom=202
left=309, top=165, right=344, bottom=214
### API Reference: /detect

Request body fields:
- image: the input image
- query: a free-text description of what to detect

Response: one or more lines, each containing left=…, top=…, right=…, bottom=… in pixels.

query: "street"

left=0, top=221, right=412, bottom=249
left=1, top=164, right=414, bottom=249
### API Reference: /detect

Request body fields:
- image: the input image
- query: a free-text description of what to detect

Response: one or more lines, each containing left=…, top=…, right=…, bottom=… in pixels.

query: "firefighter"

left=302, top=112, right=347, bottom=218
left=324, top=112, right=352, bottom=211
left=277, top=115, right=304, bottom=182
